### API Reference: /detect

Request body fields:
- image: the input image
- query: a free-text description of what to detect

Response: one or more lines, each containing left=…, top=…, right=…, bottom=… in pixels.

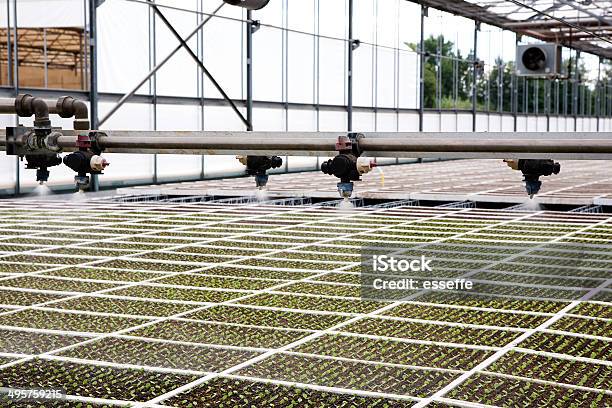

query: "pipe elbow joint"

left=16, top=94, right=51, bottom=128
left=57, top=96, right=90, bottom=130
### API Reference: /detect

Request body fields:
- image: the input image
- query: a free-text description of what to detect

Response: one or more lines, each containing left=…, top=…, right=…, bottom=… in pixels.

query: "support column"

left=523, top=77, right=528, bottom=114
left=472, top=21, right=479, bottom=132
left=436, top=36, right=441, bottom=111
left=555, top=79, right=559, bottom=115
left=198, top=0, right=204, bottom=179
left=563, top=77, right=568, bottom=116
left=498, top=62, right=503, bottom=113
left=347, top=0, right=354, bottom=131
left=573, top=51, right=580, bottom=132
left=149, top=4, right=158, bottom=184
left=89, top=0, right=100, bottom=191
left=12, top=0, right=19, bottom=196
left=544, top=78, right=551, bottom=132
left=246, top=10, right=254, bottom=131
left=418, top=6, right=426, bottom=132
left=596, top=58, right=601, bottom=132
left=512, top=34, right=519, bottom=132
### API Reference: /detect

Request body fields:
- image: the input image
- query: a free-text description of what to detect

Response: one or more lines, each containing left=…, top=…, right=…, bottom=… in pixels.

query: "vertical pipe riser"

left=347, top=0, right=353, bottom=132
left=89, top=0, right=99, bottom=192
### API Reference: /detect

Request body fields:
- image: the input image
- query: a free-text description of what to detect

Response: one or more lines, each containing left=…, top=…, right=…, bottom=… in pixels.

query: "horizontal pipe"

left=0, top=99, right=16, bottom=114
left=0, top=97, right=59, bottom=114
left=358, top=138, right=612, bottom=155
left=77, top=130, right=612, bottom=141
left=96, top=136, right=334, bottom=152
left=2, top=130, right=612, bottom=159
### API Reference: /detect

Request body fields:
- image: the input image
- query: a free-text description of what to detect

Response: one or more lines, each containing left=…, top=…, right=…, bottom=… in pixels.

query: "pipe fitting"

left=90, top=155, right=109, bottom=172
left=25, top=130, right=45, bottom=151
left=15, top=94, right=51, bottom=128
left=356, top=157, right=376, bottom=176
left=63, top=151, right=108, bottom=174
left=57, top=96, right=90, bottom=130
left=44, top=131, right=63, bottom=152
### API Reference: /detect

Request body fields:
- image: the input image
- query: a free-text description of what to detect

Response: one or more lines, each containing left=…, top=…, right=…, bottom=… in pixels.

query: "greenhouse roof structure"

left=414, top=0, right=612, bottom=58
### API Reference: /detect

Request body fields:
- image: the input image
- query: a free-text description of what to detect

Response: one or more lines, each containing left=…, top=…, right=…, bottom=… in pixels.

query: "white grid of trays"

left=0, top=199, right=609, bottom=407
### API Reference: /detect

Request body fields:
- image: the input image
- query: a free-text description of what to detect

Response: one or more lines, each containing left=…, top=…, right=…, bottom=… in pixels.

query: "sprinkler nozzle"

left=337, top=182, right=354, bottom=199
left=505, top=159, right=560, bottom=197
left=254, top=174, right=269, bottom=189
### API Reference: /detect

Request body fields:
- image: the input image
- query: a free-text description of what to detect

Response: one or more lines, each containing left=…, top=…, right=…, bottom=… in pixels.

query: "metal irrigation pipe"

left=1, top=130, right=612, bottom=159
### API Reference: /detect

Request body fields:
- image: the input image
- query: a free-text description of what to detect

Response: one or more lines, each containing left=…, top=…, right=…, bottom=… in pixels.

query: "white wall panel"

left=534, top=116, right=544, bottom=131
left=318, top=39, right=346, bottom=105
left=377, top=47, right=396, bottom=109
left=319, top=110, right=347, bottom=131
left=457, top=114, right=472, bottom=131
left=288, top=109, right=317, bottom=131
left=253, top=27, right=283, bottom=102
left=423, top=113, right=440, bottom=132
left=398, top=112, right=419, bottom=131
left=525, top=115, right=536, bottom=131
left=561, top=117, right=571, bottom=132
left=398, top=51, right=419, bottom=109
left=354, top=0, right=375, bottom=43
left=376, top=112, right=397, bottom=132
left=440, top=113, right=457, bottom=132
left=354, top=112, right=375, bottom=132
left=501, top=115, right=514, bottom=131
left=397, top=0, right=419, bottom=110
left=516, top=116, right=527, bottom=132
left=288, top=32, right=315, bottom=104
left=253, top=107, right=286, bottom=131
left=475, top=114, right=488, bottom=132
left=202, top=7, right=244, bottom=100
left=488, top=114, right=502, bottom=132
left=376, top=0, right=397, bottom=47
left=98, top=1, right=149, bottom=94
left=5, top=0, right=83, bottom=28
left=156, top=105, right=202, bottom=180
left=354, top=44, right=374, bottom=107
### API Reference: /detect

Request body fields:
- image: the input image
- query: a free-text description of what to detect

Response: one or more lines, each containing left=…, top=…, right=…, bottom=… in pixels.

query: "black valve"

left=321, top=154, right=360, bottom=183
left=516, top=159, right=561, bottom=197
left=245, top=156, right=283, bottom=177
left=320, top=133, right=368, bottom=199
left=25, top=154, right=62, bottom=184
left=62, top=133, right=109, bottom=191
left=63, top=150, right=109, bottom=191
left=63, top=151, right=95, bottom=174
left=240, top=155, right=283, bottom=189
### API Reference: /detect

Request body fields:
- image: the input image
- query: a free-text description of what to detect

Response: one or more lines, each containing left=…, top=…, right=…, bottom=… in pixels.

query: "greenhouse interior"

left=0, top=0, right=610, bottom=407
